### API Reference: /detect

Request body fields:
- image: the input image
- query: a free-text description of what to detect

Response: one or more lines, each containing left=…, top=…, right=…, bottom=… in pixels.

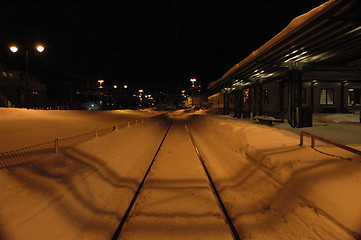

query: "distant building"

left=0, top=64, right=46, bottom=108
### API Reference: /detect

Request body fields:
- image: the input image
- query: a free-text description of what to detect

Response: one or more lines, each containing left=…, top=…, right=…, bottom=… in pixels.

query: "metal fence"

left=0, top=115, right=162, bottom=169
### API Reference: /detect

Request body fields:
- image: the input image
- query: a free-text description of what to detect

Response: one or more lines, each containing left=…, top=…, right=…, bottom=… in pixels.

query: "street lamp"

left=36, top=45, right=45, bottom=53
left=9, top=44, right=45, bottom=75
left=190, top=78, right=196, bottom=87
left=9, top=43, right=45, bottom=108
left=98, top=79, right=104, bottom=88
left=9, top=46, right=18, bottom=53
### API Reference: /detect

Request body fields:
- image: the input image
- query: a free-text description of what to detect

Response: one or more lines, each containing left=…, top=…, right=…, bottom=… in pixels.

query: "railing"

left=0, top=115, right=163, bottom=169
left=299, top=131, right=361, bottom=157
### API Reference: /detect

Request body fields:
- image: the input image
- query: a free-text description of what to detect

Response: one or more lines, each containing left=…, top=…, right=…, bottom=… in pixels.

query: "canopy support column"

left=288, top=63, right=303, bottom=128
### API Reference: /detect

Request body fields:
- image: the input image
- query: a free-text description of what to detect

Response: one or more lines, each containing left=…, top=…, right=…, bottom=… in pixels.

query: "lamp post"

left=9, top=44, right=45, bottom=108
left=190, top=78, right=197, bottom=106
left=9, top=44, right=45, bottom=76
left=190, top=78, right=196, bottom=88
left=98, top=79, right=104, bottom=88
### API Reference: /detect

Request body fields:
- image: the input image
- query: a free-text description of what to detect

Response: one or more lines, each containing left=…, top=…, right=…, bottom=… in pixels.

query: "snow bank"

left=0, top=116, right=170, bottom=240
left=314, top=113, right=360, bottom=123
left=0, top=108, right=163, bottom=152
left=188, top=115, right=361, bottom=238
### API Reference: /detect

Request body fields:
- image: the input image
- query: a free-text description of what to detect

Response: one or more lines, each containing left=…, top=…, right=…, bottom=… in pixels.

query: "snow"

left=1, top=113, right=169, bottom=240
left=188, top=113, right=361, bottom=239
left=119, top=121, right=233, bottom=240
left=313, top=113, right=360, bottom=123
left=0, top=108, right=162, bottom=152
left=1, top=108, right=361, bottom=239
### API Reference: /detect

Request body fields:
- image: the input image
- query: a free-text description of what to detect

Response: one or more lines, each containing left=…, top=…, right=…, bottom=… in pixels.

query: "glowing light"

left=139, top=89, right=143, bottom=93
left=124, top=85, right=128, bottom=89
left=98, top=79, right=104, bottom=89
left=9, top=46, right=18, bottom=53
left=190, top=78, right=196, bottom=87
left=114, top=85, right=118, bottom=89
left=36, top=45, right=45, bottom=52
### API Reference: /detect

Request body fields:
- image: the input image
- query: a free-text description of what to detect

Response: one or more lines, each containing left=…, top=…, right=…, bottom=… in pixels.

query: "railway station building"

left=207, top=0, right=361, bottom=127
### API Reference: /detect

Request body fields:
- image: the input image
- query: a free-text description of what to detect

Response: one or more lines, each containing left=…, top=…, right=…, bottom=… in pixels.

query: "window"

left=264, top=90, right=269, bottom=104
left=348, top=88, right=361, bottom=106
left=320, top=89, right=334, bottom=105
left=243, top=89, right=249, bottom=103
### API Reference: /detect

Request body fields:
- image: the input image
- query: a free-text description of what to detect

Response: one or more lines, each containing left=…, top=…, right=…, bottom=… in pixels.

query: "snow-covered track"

left=185, top=123, right=242, bottom=240
left=111, top=121, right=173, bottom=240
left=112, top=119, right=237, bottom=239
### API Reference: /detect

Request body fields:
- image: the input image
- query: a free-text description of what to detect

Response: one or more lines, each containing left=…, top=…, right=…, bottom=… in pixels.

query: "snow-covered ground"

left=0, top=108, right=162, bottom=152
left=0, top=113, right=169, bottom=240
left=1, top=108, right=361, bottom=239
left=187, top=110, right=361, bottom=239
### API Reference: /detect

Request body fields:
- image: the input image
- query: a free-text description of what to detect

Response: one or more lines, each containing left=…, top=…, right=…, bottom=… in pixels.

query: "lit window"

left=2, top=72, right=7, bottom=77
left=320, top=89, right=334, bottom=105
left=243, top=89, right=249, bottom=103
left=348, top=88, right=361, bottom=106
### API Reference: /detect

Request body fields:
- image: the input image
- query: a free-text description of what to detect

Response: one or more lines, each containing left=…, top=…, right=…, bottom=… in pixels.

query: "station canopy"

left=208, top=0, right=361, bottom=91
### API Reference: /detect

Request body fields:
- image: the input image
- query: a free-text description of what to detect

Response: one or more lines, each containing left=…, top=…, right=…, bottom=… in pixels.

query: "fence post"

left=299, top=132, right=303, bottom=146
left=55, top=139, right=59, bottom=154
left=115, top=124, right=118, bottom=131
left=95, top=129, right=98, bottom=137
left=311, top=137, right=315, bottom=148
left=128, top=122, right=130, bottom=127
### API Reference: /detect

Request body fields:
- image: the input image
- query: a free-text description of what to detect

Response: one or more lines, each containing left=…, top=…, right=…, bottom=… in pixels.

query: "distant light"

left=114, top=85, right=118, bottom=89
left=124, top=85, right=128, bottom=89
left=98, top=79, right=104, bottom=88
left=190, top=78, right=196, bottom=87
left=36, top=45, right=45, bottom=53
left=139, top=89, right=143, bottom=93
left=9, top=46, right=18, bottom=53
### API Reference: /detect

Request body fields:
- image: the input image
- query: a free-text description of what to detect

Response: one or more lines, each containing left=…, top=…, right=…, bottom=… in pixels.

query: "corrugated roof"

left=208, top=0, right=361, bottom=91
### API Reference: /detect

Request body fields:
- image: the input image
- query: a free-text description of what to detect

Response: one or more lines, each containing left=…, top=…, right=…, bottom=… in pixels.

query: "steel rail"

left=185, top=123, right=241, bottom=240
left=111, top=120, right=173, bottom=240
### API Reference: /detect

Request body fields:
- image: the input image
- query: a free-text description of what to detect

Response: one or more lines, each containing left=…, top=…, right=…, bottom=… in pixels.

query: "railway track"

left=111, top=120, right=241, bottom=240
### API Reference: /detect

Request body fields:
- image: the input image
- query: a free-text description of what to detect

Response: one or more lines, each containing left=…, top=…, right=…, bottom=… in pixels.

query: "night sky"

left=1, top=0, right=326, bottom=94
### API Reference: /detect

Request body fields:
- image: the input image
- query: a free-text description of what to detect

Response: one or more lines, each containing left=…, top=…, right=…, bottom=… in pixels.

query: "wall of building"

left=0, top=69, right=46, bottom=108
